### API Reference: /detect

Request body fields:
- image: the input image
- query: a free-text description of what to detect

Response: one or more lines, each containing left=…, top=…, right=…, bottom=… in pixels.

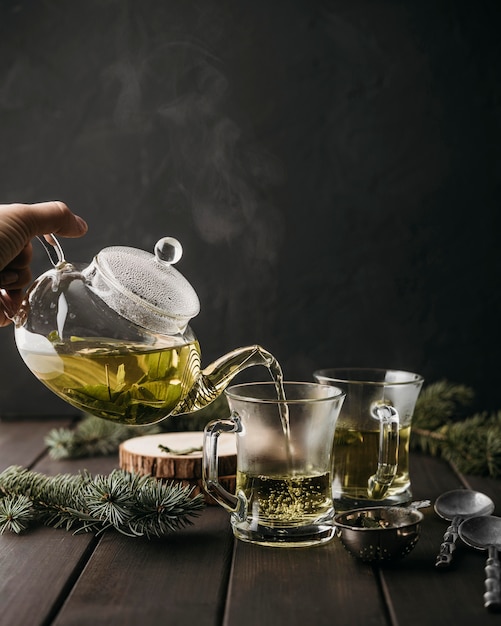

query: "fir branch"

left=407, top=380, right=501, bottom=478
left=126, top=479, right=206, bottom=538
left=158, top=444, right=202, bottom=455
left=45, top=393, right=229, bottom=461
left=486, top=427, right=501, bottom=478
left=440, top=411, right=501, bottom=478
left=45, top=414, right=161, bottom=460
left=0, top=466, right=204, bottom=537
left=83, top=472, right=137, bottom=531
left=410, top=426, right=447, bottom=457
left=0, top=494, right=34, bottom=534
left=412, top=380, right=475, bottom=431
left=410, top=380, right=476, bottom=457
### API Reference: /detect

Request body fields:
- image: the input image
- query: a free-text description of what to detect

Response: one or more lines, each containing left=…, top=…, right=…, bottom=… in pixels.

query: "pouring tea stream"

left=2, top=235, right=286, bottom=425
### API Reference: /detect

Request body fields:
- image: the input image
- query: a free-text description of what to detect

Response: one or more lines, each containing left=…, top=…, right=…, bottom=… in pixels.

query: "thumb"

left=25, top=201, right=88, bottom=238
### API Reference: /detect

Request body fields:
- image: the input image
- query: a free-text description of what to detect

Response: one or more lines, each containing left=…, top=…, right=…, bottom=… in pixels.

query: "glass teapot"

left=4, top=235, right=281, bottom=425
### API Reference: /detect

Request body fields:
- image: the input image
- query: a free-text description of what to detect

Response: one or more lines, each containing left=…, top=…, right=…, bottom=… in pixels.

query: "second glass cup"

left=313, top=368, right=424, bottom=510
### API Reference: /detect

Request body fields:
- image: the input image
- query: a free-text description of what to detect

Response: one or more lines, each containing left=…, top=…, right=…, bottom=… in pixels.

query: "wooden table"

left=1, top=417, right=500, bottom=626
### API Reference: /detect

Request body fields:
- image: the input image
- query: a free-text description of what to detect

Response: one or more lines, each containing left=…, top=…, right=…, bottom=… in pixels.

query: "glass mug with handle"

left=313, top=368, right=424, bottom=510
left=203, top=381, right=345, bottom=547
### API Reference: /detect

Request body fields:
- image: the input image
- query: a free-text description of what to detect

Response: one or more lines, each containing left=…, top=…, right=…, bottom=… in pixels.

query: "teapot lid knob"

left=154, top=237, right=183, bottom=265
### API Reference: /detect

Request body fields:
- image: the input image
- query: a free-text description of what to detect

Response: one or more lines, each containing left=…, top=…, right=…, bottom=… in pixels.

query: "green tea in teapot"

left=10, top=235, right=291, bottom=427
left=19, top=337, right=201, bottom=425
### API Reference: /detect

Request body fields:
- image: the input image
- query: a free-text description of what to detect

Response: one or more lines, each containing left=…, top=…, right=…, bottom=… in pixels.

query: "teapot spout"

left=172, top=345, right=282, bottom=415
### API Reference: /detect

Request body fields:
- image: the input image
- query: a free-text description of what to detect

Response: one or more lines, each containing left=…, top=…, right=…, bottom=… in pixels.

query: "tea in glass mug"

left=203, top=382, right=345, bottom=547
left=313, top=368, right=423, bottom=510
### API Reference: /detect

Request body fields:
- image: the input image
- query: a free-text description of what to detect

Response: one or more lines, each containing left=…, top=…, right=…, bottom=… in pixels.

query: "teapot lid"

left=87, top=237, right=200, bottom=335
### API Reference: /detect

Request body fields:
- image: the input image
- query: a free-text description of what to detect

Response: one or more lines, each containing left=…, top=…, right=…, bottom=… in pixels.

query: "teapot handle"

left=0, top=289, right=16, bottom=322
left=36, top=234, right=66, bottom=266
left=203, top=414, right=246, bottom=521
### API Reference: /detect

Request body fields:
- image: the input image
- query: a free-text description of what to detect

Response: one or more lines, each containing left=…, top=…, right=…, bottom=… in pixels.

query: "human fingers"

left=18, top=201, right=88, bottom=238
left=0, top=202, right=87, bottom=273
left=3, top=243, right=32, bottom=271
left=0, top=266, right=31, bottom=290
left=0, top=243, right=32, bottom=289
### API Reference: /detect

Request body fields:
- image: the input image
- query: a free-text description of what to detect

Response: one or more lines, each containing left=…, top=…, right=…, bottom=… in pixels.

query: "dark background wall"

left=0, top=0, right=499, bottom=416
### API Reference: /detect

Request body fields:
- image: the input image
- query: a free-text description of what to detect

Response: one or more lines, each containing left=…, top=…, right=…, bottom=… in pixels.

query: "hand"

left=0, top=201, right=88, bottom=326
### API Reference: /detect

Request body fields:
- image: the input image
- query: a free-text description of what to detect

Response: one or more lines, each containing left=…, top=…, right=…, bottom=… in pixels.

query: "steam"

left=104, top=11, right=285, bottom=344
left=106, top=34, right=284, bottom=267
left=157, top=53, right=284, bottom=265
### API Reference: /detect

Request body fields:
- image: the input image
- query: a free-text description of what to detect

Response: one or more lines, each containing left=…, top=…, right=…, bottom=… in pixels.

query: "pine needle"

left=410, top=381, right=501, bottom=478
left=0, top=466, right=204, bottom=537
left=0, top=495, right=34, bottom=534
left=440, top=411, right=501, bottom=477
left=412, top=380, right=475, bottom=431
left=45, top=414, right=161, bottom=460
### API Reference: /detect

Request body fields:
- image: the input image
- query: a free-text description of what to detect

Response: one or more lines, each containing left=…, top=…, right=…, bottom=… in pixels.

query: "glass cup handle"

left=368, top=404, right=399, bottom=499
left=203, top=413, right=246, bottom=520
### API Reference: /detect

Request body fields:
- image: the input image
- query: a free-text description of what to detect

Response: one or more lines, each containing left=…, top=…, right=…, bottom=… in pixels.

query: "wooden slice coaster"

left=119, top=432, right=236, bottom=504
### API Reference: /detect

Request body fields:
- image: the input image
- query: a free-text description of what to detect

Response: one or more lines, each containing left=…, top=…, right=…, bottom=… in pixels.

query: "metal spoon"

left=459, top=516, right=501, bottom=612
left=434, top=489, right=495, bottom=568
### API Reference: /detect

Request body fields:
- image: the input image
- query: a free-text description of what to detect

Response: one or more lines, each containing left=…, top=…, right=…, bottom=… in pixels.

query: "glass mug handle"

left=367, top=404, right=399, bottom=499
left=203, top=413, right=246, bottom=521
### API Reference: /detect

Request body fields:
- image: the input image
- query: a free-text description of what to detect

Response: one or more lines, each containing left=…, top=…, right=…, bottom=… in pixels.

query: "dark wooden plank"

left=52, top=506, right=233, bottom=626
left=35, top=452, right=120, bottom=477
left=0, top=526, right=98, bottom=626
left=0, top=421, right=125, bottom=626
left=3, top=422, right=500, bottom=626
left=408, top=449, right=466, bottom=501
left=0, top=420, right=108, bottom=626
left=224, top=531, right=389, bottom=626
left=0, top=418, right=72, bottom=471
left=379, top=452, right=500, bottom=625
left=459, top=471, right=501, bottom=511
left=222, top=448, right=470, bottom=626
